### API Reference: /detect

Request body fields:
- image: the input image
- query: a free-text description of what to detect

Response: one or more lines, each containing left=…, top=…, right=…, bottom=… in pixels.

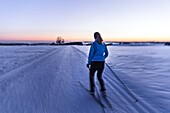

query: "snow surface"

left=0, top=46, right=57, bottom=75
left=76, top=45, right=170, bottom=113
left=0, top=45, right=170, bottom=113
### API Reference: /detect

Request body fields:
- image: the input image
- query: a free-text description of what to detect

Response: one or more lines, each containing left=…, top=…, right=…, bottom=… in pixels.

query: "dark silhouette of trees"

left=56, top=36, right=64, bottom=44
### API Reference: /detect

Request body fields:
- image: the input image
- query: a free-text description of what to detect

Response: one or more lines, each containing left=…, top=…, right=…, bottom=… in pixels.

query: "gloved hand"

left=86, top=64, right=90, bottom=68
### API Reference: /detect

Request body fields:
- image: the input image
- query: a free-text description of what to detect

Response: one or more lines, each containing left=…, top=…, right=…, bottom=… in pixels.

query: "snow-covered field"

left=0, top=45, right=170, bottom=113
left=0, top=46, right=57, bottom=75
left=77, top=45, right=170, bottom=113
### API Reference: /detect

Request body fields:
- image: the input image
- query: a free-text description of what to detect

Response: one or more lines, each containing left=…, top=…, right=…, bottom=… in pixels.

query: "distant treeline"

left=0, top=43, right=50, bottom=46
left=0, top=42, right=170, bottom=46
left=51, top=42, right=83, bottom=45
left=0, top=42, right=83, bottom=46
left=165, top=42, right=170, bottom=45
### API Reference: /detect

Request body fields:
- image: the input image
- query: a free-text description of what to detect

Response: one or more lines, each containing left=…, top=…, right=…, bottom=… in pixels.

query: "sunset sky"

left=0, top=0, right=170, bottom=42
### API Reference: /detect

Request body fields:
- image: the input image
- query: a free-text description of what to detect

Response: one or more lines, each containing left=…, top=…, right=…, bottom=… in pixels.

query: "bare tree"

left=61, top=39, right=64, bottom=44
left=56, top=36, right=64, bottom=44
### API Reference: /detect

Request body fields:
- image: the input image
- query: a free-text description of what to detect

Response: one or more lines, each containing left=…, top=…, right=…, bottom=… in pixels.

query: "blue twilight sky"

left=0, top=0, right=170, bottom=41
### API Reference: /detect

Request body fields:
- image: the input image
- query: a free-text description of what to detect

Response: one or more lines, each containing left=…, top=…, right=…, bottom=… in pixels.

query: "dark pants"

left=90, top=61, right=106, bottom=92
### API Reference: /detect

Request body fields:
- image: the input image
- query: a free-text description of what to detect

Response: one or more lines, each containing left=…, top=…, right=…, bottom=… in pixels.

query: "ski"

left=103, top=95, right=114, bottom=110
left=96, top=81, right=114, bottom=110
left=78, top=81, right=106, bottom=108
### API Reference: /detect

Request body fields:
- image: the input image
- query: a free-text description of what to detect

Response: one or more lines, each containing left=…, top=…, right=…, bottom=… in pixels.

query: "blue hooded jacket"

left=88, top=40, right=109, bottom=65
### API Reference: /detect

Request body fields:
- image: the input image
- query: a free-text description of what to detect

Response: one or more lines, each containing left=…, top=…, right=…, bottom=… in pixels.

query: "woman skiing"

left=87, top=32, right=109, bottom=94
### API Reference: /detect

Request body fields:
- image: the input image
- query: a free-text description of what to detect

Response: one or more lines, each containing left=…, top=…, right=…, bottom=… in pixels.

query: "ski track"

left=73, top=46, right=158, bottom=113
left=0, top=46, right=106, bottom=113
left=0, top=48, right=60, bottom=83
left=0, top=46, right=160, bottom=113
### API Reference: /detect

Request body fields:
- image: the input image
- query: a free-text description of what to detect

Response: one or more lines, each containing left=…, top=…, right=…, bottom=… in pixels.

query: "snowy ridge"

left=73, top=46, right=158, bottom=113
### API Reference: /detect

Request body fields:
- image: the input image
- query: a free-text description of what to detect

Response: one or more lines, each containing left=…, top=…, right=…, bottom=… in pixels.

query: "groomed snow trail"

left=0, top=46, right=105, bottom=113
left=0, top=46, right=158, bottom=113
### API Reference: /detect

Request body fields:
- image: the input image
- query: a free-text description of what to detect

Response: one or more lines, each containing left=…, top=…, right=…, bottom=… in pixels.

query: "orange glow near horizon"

left=1, top=32, right=170, bottom=42
left=1, top=35, right=170, bottom=42
left=1, top=0, right=170, bottom=43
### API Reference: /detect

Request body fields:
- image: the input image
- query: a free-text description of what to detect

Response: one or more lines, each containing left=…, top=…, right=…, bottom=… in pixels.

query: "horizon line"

left=0, top=39, right=170, bottom=42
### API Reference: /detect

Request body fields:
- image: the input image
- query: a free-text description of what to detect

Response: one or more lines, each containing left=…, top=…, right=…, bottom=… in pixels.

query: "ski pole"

left=105, top=63, right=139, bottom=103
left=73, top=47, right=139, bottom=102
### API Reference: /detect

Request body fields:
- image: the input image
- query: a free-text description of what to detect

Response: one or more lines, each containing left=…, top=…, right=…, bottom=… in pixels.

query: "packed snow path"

left=0, top=46, right=158, bottom=113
